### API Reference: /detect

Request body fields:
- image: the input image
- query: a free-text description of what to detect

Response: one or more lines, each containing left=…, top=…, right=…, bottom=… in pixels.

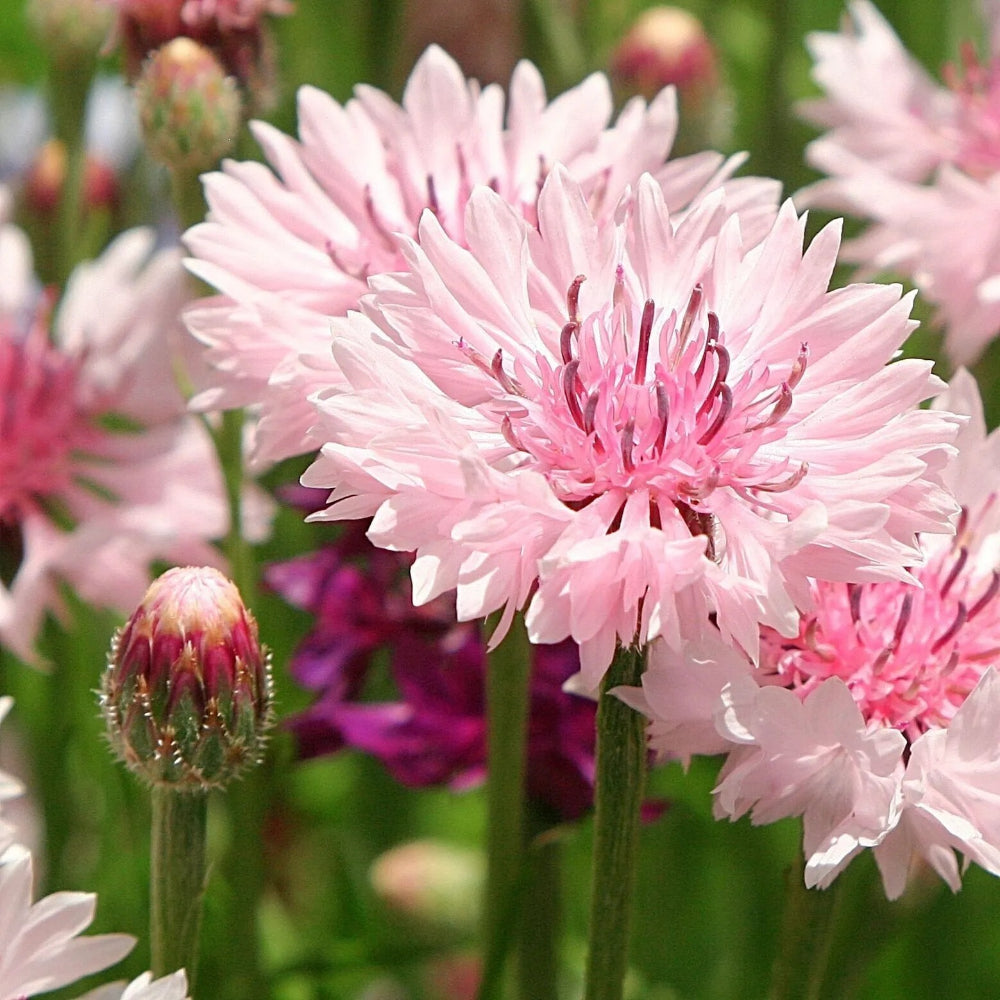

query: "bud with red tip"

left=101, top=565, right=273, bottom=790
left=135, top=37, right=242, bottom=173
left=611, top=6, right=728, bottom=152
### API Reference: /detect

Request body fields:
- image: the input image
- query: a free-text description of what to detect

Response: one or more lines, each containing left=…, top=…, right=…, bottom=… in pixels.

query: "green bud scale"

left=101, top=565, right=273, bottom=790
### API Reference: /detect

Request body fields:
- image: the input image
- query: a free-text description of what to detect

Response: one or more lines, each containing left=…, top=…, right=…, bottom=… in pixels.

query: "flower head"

left=183, top=44, right=779, bottom=465
left=102, top=566, right=273, bottom=789
left=0, top=850, right=134, bottom=1000
left=0, top=222, right=252, bottom=664
left=304, top=167, right=958, bottom=688
left=77, top=970, right=191, bottom=1000
left=799, top=1, right=1000, bottom=363
left=135, top=37, right=242, bottom=172
left=108, top=0, right=290, bottom=106
left=635, top=370, right=1000, bottom=898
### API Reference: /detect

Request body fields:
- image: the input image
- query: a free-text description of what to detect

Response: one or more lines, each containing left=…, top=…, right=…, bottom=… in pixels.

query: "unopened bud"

left=101, top=566, right=273, bottom=790
left=23, top=140, right=120, bottom=217
left=370, top=840, right=482, bottom=940
left=612, top=7, right=729, bottom=153
left=27, top=0, right=113, bottom=62
left=612, top=7, right=717, bottom=99
left=135, top=37, right=241, bottom=172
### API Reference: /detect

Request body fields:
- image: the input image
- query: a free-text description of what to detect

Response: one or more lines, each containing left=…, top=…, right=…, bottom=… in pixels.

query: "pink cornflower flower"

left=0, top=849, right=135, bottom=1000
left=183, top=44, right=780, bottom=466
left=799, top=1, right=1000, bottom=363
left=632, top=369, right=1000, bottom=898
left=303, top=167, right=958, bottom=689
left=0, top=221, right=259, bottom=664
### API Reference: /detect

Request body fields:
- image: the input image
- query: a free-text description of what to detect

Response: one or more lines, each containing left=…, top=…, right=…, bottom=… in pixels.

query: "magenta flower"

left=183, top=44, right=780, bottom=465
left=799, top=1, right=1000, bottom=363
left=0, top=221, right=265, bottom=664
left=303, top=166, right=958, bottom=688
left=266, top=524, right=599, bottom=821
left=633, top=370, right=1000, bottom=898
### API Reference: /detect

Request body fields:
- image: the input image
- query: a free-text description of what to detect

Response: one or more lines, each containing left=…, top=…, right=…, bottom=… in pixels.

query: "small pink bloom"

left=0, top=223, right=263, bottom=664
left=0, top=851, right=134, bottom=1000
left=183, top=44, right=780, bottom=465
left=304, top=167, right=957, bottom=688
left=799, top=1, right=1000, bottom=363
left=638, top=370, right=1000, bottom=897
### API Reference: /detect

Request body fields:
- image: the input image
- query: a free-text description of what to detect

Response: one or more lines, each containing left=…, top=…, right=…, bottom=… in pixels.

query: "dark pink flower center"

left=0, top=315, right=98, bottom=530
left=474, top=273, right=807, bottom=515
left=763, top=502, right=1000, bottom=741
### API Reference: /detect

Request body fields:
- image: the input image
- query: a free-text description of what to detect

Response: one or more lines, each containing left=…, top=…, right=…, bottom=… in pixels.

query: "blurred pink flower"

left=0, top=223, right=264, bottom=664
left=799, top=1, right=1000, bottom=363
left=303, top=168, right=958, bottom=689
left=633, top=370, right=1000, bottom=898
left=0, top=850, right=134, bottom=1000
left=183, top=44, right=780, bottom=465
left=77, top=970, right=191, bottom=1000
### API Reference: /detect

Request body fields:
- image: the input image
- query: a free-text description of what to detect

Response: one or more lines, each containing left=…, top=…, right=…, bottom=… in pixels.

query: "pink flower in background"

left=799, top=1, right=1000, bottom=363
left=0, top=222, right=265, bottom=664
left=78, top=970, right=191, bottom=1000
left=635, top=370, right=1000, bottom=898
left=304, top=167, right=958, bottom=689
left=0, top=850, right=134, bottom=1000
left=183, top=44, right=780, bottom=465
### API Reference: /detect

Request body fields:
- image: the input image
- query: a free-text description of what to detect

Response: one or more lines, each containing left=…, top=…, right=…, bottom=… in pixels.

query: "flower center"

left=0, top=315, right=96, bottom=531
left=944, top=42, right=1000, bottom=177
left=470, top=274, right=807, bottom=513
left=762, top=502, right=1000, bottom=741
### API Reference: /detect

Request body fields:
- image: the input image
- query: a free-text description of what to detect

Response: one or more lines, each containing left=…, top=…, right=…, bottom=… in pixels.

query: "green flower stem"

left=583, top=643, right=647, bottom=1000
left=518, top=812, right=562, bottom=1000
left=151, top=787, right=208, bottom=984
left=169, top=167, right=211, bottom=236
left=767, top=854, right=840, bottom=1000
left=477, top=614, right=533, bottom=1000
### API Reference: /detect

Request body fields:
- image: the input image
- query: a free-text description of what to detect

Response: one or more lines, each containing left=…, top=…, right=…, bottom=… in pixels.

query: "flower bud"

left=134, top=37, right=241, bottom=173
left=611, top=6, right=729, bottom=152
left=101, top=566, right=273, bottom=790
left=370, top=840, right=482, bottom=940
left=23, top=139, right=120, bottom=217
left=612, top=6, right=717, bottom=99
left=27, top=0, right=113, bottom=64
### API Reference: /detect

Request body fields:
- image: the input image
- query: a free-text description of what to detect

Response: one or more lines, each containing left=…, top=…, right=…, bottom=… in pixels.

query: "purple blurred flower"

left=266, top=522, right=599, bottom=821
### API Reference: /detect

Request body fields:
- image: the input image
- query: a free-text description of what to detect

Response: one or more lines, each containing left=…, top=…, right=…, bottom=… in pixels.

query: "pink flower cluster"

left=628, top=372, right=1000, bottom=898
left=799, top=1, right=1000, bottom=364
left=183, top=45, right=778, bottom=465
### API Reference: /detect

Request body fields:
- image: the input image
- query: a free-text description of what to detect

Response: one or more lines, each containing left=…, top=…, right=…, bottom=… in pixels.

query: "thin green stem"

left=583, top=643, right=647, bottom=1000
left=767, top=855, right=840, bottom=1000
left=477, top=615, right=533, bottom=1000
left=151, top=787, right=208, bottom=984
left=518, top=812, right=562, bottom=1000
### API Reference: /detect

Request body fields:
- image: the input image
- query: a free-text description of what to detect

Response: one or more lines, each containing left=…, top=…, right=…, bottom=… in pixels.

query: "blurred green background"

left=2, top=1, right=999, bottom=998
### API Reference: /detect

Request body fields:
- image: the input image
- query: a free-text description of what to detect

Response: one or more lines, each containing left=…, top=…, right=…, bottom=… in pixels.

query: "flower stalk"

left=583, top=643, right=647, bottom=1000
left=150, top=786, right=208, bottom=983
left=478, top=614, right=533, bottom=1000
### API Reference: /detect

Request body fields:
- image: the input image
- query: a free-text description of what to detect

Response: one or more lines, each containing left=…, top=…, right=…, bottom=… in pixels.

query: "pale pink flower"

left=183, top=44, right=780, bottom=465
left=799, top=1, right=1000, bottom=363
left=0, top=223, right=260, bottom=664
left=304, top=167, right=958, bottom=689
left=0, top=851, right=134, bottom=1000
left=77, top=970, right=191, bottom=1000
left=0, top=697, right=24, bottom=806
left=637, top=370, right=1000, bottom=897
